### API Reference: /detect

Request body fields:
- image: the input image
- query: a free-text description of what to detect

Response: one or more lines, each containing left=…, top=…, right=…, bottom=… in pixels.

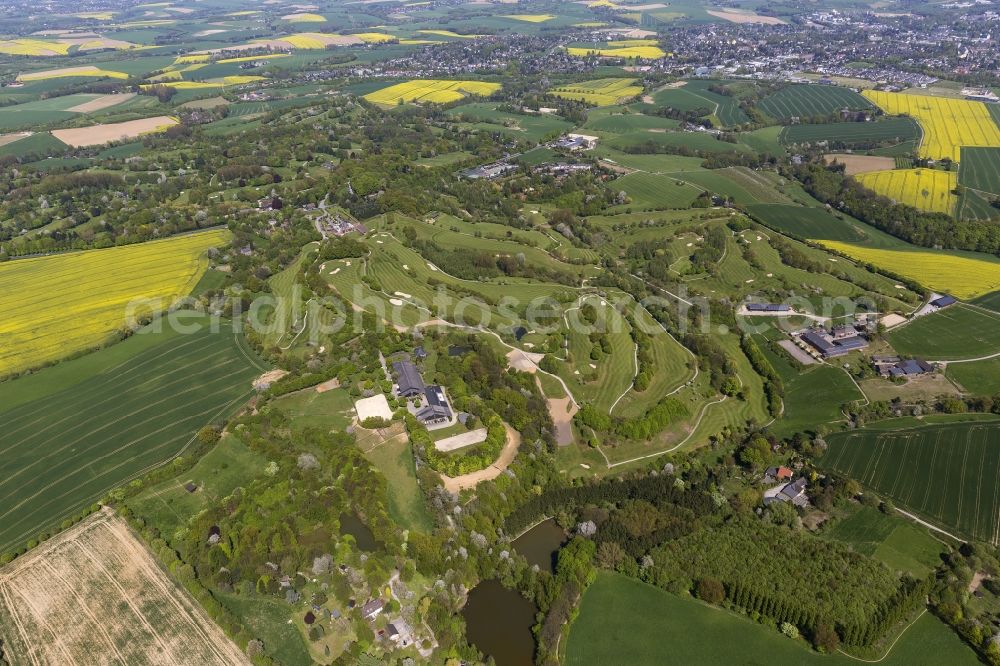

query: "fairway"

left=855, top=168, right=958, bottom=215
left=566, top=572, right=979, bottom=666
left=0, top=229, right=229, bottom=377
left=758, top=84, right=872, bottom=120
left=822, top=423, right=1000, bottom=544
left=0, top=317, right=264, bottom=554
left=863, top=91, right=1000, bottom=162
left=746, top=203, right=867, bottom=242
left=887, top=304, right=1000, bottom=360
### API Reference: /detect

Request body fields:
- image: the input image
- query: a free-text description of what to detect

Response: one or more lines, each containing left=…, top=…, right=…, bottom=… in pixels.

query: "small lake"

left=462, top=580, right=538, bottom=666
left=512, top=518, right=567, bottom=574
left=339, top=513, right=376, bottom=551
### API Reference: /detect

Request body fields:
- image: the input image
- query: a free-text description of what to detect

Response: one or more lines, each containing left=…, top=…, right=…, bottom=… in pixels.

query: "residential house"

left=416, top=386, right=452, bottom=425
left=393, top=360, right=425, bottom=398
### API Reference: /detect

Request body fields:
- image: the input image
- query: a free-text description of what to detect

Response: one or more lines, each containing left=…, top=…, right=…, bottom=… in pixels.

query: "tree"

left=738, top=437, right=771, bottom=469
left=696, top=577, right=725, bottom=605
left=812, top=621, right=839, bottom=653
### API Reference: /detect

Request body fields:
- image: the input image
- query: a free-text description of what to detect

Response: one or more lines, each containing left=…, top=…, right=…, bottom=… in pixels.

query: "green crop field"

left=0, top=131, right=66, bottom=158
left=757, top=84, right=873, bottom=120
left=584, top=112, right=680, bottom=134
left=745, top=203, right=868, bottom=241
left=605, top=129, right=753, bottom=154
left=780, top=117, right=920, bottom=146
left=824, top=506, right=946, bottom=577
left=822, top=422, right=1000, bottom=544
left=948, top=356, right=1000, bottom=395
left=887, top=304, right=1000, bottom=360
left=958, top=147, right=1000, bottom=196
left=0, top=317, right=265, bottom=554
left=566, top=572, right=978, bottom=666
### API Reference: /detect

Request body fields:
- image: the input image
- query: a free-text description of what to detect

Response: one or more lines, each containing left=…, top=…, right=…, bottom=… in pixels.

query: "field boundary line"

left=605, top=394, right=728, bottom=468
left=894, top=507, right=964, bottom=543
left=835, top=609, right=927, bottom=663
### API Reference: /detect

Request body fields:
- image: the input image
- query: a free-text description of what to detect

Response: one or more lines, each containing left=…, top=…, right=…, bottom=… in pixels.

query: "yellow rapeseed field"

left=0, top=39, right=73, bottom=56
left=174, top=54, right=210, bottom=64
left=281, top=33, right=329, bottom=49
left=417, top=30, right=479, bottom=38
left=817, top=240, right=1000, bottom=299
left=863, top=90, right=1000, bottom=162
left=0, top=229, right=229, bottom=378
left=549, top=78, right=643, bottom=106
left=364, top=80, right=501, bottom=105
left=18, top=67, right=128, bottom=81
left=217, top=53, right=290, bottom=64
left=503, top=14, right=557, bottom=22
left=566, top=45, right=665, bottom=59
left=854, top=168, right=958, bottom=214
left=282, top=12, right=326, bottom=22
left=351, top=32, right=396, bottom=43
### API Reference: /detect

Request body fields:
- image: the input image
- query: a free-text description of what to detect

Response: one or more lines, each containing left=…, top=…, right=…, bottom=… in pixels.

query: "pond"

left=512, top=518, right=567, bottom=574
left=339, top=513, right=376, bottom=551
left=462, top=580, right=538, bottom=666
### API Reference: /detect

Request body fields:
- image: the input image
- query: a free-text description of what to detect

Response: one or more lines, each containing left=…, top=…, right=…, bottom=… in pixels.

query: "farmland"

left=745, top=203, right=868, bottom=242
left=566, top=572, right=979, bottom=666
left=887, top=304, right=1000, bottom=360
left=364, top=79, right=501, bottom=105
left=51, top=115, right=178, bottom=147
left=862, top=91, right=1000, bottom=162
left=780, top=117, right=920, bottom=147
left=566, top=45, right=665, bottom=58
left=854, top=168, right=958, bottom=215
left=549, top=78, right=643, bottom=106
left=0, top=509, right=251, bottom=665
left=816, top=240, right=1000, bottom=299
left=757, top=84, right=873, bottom=120
left=0, top=229, right=228, bottom=378
left=821, top=422, right=1000, bottom=544
left=679, top=79, right=750, bottom=126
left=958, top=147, right=1000, bottom=196
left=824, top=506, right=945, bottom=577
left=0, top=315, right=263, bottom=553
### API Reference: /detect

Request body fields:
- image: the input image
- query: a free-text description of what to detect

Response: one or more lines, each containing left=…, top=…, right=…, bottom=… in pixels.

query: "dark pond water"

left=339, top=513, right=376, bottom=551
left=512, top=518, right=567, bottom=574
left=462, top=579, right=538, bottom=666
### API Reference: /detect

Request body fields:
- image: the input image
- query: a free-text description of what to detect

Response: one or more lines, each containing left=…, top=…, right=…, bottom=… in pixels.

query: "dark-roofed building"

left=417, top=386, right=452, bottom=425
left=878, top=357, right=934, bottom=377
left=801, top=330, right=836, bottom=355
left=931, top=295, right=957, bottom=308
left=360, top=598, right=384, bottom=621
left=800, top=328, right=868, bottom=358
left=746, top=303, right=790, bottom=312
left=414, top=346, right=427, bottom=360
left=764, top=477, right=809, bottom=507
left=393, top=360, right=425, bottom=398
left=386, top=624, right=400, bottom=640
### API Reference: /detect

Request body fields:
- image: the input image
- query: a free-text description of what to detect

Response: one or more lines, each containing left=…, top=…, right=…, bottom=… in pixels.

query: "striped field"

left=854, top=168, right=958, bottom=214
left=0, top=318, right=265, bottom=554
left=822, top=423, right=1000, bottom=544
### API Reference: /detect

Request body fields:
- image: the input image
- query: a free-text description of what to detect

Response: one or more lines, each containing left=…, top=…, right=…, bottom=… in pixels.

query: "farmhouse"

left=746, top=302, right=790, bottom=312
left=416, top=385, right=453, bottom=425
left=799, top=327, right=868, bottom=358
left=552, top=133, right=599, bottom=151
left=361, top=598, right=385, bottom=620
left=875, top=357, right=934, bottom=378
left=763, top=466, right=793, bottom=483
left=930, top=295, right=957, bottom=308
left=763, top=477, right=809, bottom=507
left=393, top=360, right=425, bottom=398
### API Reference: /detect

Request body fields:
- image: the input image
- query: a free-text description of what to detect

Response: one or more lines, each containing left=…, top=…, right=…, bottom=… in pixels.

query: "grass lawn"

left=566, top=572, right=978, bottom=666
left=948, top=356, right=1000, bottom=395
left=218, top=592, right=312, bottom=666
left=363, top=435, right=434, bottom=533
left=271, top=386, right=355, bottom=431
left=887, top=304, right=1000, bottom=360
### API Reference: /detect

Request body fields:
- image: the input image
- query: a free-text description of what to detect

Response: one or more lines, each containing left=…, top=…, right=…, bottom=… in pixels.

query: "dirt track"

left=441, top=423, right=521, bottom=493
